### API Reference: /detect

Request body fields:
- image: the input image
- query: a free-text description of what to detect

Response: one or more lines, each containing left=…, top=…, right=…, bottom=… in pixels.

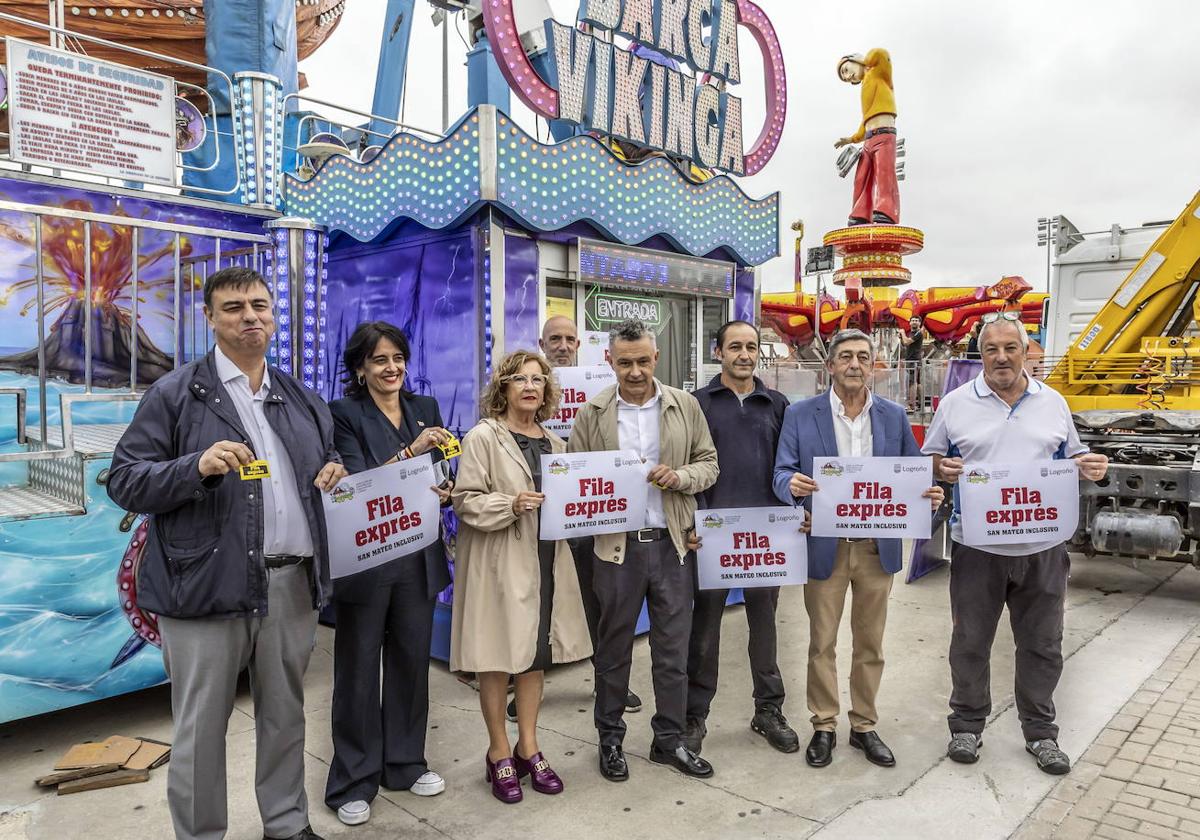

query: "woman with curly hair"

left=450, top=350, right=592, bottom=804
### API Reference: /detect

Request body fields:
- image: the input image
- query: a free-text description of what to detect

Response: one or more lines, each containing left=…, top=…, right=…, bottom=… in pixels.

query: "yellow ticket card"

left=436, top=434, right=462, bottom=459
left=239, top=460, right=270, bottom=480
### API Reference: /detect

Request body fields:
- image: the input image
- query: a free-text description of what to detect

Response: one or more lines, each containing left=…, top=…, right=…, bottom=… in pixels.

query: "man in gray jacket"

left=569, top=319, right=719, bottom=781
left=108, top=267, right=347, bottom=840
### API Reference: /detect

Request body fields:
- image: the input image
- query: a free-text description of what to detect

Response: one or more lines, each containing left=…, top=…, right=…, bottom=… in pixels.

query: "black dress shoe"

left=264, top=826, right=324, bottom=840
left=806, top=731, right=836, bottom=767
left=599, top=744, right=629, bottom=782
left=849, top=730, right=896, bottom=767
left=649, top=744, right=714, bottom=778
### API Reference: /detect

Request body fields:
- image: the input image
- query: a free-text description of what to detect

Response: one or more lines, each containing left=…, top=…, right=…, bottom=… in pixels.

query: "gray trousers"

left=159, top=564, right=318, bottom=840
left=948, top=542, right=1068, bottom=742
left=593, top=535, right=693, bottom=751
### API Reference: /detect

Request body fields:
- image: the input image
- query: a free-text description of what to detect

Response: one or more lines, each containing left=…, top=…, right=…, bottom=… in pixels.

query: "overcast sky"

left=298, top=0, right=1200, bottom=295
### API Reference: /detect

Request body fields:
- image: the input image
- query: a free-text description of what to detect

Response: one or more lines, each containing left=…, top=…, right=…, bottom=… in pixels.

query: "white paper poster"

left=321, top=455, right=441, bottom=579
left=578, top=330, right=611, bottom=366
left=958, top=460, right=1079, bottom=547
left=544, top=365, right=616, bottom=438
left=539, top=450, right=649, bottom=540
left=694, top=507, right=808, bottom=590
left=810, top=457, right=934, bottom=539
left=7, top=38, right=176, bottom=186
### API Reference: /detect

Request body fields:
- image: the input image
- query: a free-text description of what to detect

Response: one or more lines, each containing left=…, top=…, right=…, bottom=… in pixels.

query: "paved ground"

left=2, top=555, right=1199, bottom=840
left=1014, top=627, right=1200, bottom=839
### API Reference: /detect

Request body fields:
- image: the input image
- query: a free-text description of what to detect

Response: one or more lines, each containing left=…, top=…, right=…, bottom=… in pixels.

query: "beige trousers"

left=803, top=540, right=894, bottom=733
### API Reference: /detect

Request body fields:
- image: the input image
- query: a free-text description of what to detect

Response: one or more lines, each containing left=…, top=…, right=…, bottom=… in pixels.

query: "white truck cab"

left=1044, top=217, right=1171, bottom=358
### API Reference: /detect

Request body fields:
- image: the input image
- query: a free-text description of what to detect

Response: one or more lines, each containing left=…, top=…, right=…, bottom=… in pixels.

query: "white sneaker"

left=409, top=770, right=446, bottom=796
left=337, top=799, right=370, bottom=826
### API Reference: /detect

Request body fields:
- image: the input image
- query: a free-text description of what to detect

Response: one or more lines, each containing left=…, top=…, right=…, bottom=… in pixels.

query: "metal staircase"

left=0, top=392, right=140, bottom=522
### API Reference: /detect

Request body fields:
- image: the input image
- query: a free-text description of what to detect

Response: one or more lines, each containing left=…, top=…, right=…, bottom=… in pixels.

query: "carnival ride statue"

left=834, top=49, right=899, bottom=226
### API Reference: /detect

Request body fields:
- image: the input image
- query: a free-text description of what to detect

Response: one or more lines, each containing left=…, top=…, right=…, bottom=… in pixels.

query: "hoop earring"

left=356, top=374, right=365, bottom=386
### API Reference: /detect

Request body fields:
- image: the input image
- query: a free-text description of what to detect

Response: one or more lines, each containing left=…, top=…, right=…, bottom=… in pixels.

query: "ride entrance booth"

left=545, top=237, right=748, bottom=391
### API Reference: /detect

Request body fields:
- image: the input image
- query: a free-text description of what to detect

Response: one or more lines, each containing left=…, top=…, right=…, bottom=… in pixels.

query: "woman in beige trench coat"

left=451, top=350, right=592, bottom=804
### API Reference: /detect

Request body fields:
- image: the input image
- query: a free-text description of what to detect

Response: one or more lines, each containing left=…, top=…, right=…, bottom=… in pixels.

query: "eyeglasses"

left=980, top=311, right=1022, bottom=325
left=504, top=374, right=548, bottom=388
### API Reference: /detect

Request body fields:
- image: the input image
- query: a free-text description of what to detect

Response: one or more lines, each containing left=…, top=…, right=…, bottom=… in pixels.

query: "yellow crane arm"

left=1045, top=189, right=1200, bottom=410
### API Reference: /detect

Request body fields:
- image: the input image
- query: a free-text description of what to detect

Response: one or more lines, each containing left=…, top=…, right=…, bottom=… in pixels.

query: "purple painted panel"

left=322, top=231, right=480, bottom=438
left=735, top=267, right=756, bottom=322
left=322, top=229, right=482, bottom=616
left=503, top=234, right=540, bottom=354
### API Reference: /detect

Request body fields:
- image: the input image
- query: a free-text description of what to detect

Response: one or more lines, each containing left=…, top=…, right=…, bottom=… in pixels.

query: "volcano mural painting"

left=0, top=202, right=186, bottom=387
left=0, top=182, right=269, bottom=388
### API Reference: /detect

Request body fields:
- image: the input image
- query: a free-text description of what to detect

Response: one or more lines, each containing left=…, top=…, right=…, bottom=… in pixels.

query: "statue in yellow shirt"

left=834, top=49, right=900, bottom=226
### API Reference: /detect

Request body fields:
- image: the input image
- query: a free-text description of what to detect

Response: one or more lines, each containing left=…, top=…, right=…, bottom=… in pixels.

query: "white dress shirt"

left=214, top=345, right=314, bottom=557
left=616, top=386, right=667, bottom=529
left=830, top=387, right=874, bottom=458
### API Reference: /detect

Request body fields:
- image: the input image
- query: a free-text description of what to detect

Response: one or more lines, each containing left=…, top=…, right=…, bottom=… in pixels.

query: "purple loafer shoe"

left=515, top=751, right=564, bottom=795
left=485, top=755, right=523, bottom=804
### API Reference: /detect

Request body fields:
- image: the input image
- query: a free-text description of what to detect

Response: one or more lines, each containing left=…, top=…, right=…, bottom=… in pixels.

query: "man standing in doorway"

left=922, top=312, right=1108, bottom=775
left=683, top=320, right=798, bottom=755
left=570, top=319, right=719, bottom=781
left=773, top=329, right=942, bottom=769
left=539, top=314, right=581, bottom=368
left=108, top=267, right=347, bottom=840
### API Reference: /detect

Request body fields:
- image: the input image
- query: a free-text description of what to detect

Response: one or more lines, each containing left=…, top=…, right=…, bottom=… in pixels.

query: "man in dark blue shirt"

left=684, top=320, right=799, bottom=755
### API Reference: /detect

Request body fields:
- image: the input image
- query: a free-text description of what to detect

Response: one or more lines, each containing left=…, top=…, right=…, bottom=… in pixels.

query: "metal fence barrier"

left=759, top=358, right=950, bottom=421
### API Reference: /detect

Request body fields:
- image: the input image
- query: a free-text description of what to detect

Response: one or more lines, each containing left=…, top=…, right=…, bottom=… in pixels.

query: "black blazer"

left=328, top=391, right=453, bottom=603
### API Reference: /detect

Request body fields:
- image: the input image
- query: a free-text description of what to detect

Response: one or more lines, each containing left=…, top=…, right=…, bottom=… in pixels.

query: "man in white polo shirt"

left=921, top=313, right=1108, bottom=775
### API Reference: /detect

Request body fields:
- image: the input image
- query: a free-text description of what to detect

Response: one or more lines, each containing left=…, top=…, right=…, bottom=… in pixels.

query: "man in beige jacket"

left=569, top=319, right=719, bottom=781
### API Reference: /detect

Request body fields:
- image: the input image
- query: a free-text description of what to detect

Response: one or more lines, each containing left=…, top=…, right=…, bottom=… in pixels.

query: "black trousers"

left=325, top=559, right=435, bottom=809
left=593, top=536, right=693, bottom=751
left=948, top=542, right=1068, bottom=742
left=686, top=585, right=786, bottom=721
left=570, top=536, right=601, bottom=650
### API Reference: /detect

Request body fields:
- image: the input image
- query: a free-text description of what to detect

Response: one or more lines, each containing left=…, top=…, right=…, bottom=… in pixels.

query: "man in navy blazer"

left=773, top=329, right=941, bottom=770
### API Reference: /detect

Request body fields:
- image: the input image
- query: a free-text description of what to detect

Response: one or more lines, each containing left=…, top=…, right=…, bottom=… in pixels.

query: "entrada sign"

left=483, top=0, right=787, bottom=177
left=594, top=293, right=662, bottom=325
